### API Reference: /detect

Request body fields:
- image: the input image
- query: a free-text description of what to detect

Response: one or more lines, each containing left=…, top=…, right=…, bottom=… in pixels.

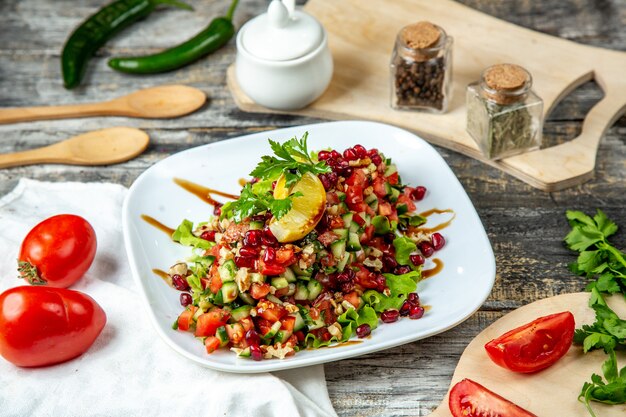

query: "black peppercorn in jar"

left=390, top=21, right=453, bottom=113
left=466, top=64, right=543, bottom=160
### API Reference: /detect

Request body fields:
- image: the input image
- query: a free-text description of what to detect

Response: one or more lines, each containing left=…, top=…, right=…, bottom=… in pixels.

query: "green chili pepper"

left=108, top=0, right=239, bottom=74
left=62, top=0, right=193, bottom=89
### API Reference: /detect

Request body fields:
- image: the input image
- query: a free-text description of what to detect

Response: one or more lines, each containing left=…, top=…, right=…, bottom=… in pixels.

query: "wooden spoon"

left=429, top=292, right=626, bottom=416
left=0, top=85, right=206, bottom=124
left=0, top=127, right=149, bottom=168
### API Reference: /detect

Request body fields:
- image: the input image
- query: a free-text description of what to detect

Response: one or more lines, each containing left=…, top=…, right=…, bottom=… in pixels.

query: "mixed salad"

left=167, top=134, right=446, bottom=360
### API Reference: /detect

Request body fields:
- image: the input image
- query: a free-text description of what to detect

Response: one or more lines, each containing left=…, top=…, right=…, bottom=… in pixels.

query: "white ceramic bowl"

left=122, top=121, right=496, bottom=373
left=235, top=27, right=333, bottom=110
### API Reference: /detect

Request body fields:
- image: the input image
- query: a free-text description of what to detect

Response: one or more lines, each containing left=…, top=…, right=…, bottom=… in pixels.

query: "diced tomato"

left=177, top=306, right=197, bottom=331
left=308, top=307, right=320, bottom=320
left=276, top=248, right=296, bottom=266
left=225, top=323, right=245, bottom=345
left=274, top=286, right=291, bottom=297
left=353, top=213, right=366, bottom=226
left=200, top=277, right=211, bottom=290
left=239, top=317, right=255, bottom=332
left=285, top=335, right=299, bottom=348
left=209, top=264, right=222, bottom=294
left=329, top=215, right=345, bottom=229
left=372, top=176, right=387, bottom=198
left=343, top=291, right=361, bottom=309
left=204, top=336, right=221, bottom=354
left=378, top=201, right=393, bottom=216
left=257, top=299, right=288, bottom=322
left=397, top=194, right=416, bottom=212
left=360, top=224, right=375, bottom=244
left=281, top=316, right=296, bottom=332
left=207, top=244, right=220, bottom=257
left=294, top=330, right=305, bottom=342
left=195, top=309, right=230, bottom=337
left=260, top=260, right=286, bottom=276
left=250, top=282, right=271, bottom=299
left=314, top=298, right=337, bottom=325
left=326, top=192, right=340, bottom=205
left=346, top=185, right=364, bottom=207
left=386, top=172, right=399, bottom=185
left=354, top=265, right=379, bottom=289
left=345, top=169, right=368, bottom=188
left=253, top=317, right=274, bottom=336
left=368, top=237, right=391, bottom=253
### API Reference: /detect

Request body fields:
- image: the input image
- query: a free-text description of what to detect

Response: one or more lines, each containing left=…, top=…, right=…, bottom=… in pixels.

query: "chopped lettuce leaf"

left=363, top=270, right=421, bottom=312
left=172, top=219, right=212, bottom=249
left=393, top=236, right=417, bottom=266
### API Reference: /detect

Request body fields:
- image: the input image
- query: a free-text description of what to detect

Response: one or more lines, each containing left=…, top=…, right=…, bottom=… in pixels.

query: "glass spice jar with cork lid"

left=390, top=21, right=453, bottom=113
left=466, top=64, right=543, bottom=160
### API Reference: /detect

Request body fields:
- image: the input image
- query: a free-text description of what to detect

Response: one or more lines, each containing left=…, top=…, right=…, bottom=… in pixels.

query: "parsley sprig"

left=574, top=289, right=626, bottom=416
left=220, top=183, right=299, bottom=223
left=250, top=132, right=330, bottom=188
left=565, top=209, right=626, bottom=297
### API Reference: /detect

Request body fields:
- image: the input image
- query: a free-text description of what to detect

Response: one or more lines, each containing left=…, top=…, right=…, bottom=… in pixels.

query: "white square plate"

left=122, top=121, right=495, bottom=373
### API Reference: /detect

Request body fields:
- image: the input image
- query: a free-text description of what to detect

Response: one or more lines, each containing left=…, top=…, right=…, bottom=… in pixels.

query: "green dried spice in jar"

left=466, top=64, right=543, bottom=160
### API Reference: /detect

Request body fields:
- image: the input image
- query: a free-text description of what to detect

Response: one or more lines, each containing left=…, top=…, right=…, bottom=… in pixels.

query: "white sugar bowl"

left=235, top=0, right=333, bottom=110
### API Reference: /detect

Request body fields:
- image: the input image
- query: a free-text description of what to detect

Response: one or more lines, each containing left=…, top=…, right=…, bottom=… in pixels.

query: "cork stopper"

left=402, top=21, right=441, bottom=49
left=480, top=64, right=532, bottom=105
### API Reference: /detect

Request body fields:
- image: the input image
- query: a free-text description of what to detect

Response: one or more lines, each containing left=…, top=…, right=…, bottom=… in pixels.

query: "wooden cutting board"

left=429, top=292, right=626, bottom=416
left=227, top=0, right=626, bottom=191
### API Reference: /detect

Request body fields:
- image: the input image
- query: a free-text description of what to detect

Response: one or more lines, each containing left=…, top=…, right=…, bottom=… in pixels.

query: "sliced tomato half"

left=484, top=311, right=574, bottom=373
left=449, top=379, right=537, bottom=417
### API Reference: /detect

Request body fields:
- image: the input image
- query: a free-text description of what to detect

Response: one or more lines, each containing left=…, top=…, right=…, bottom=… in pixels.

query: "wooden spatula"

left=429, top=292, right=626, bottom=416
left=0, top=127, right=149, bottom=168
left=0, top=85, right=206, bottom=124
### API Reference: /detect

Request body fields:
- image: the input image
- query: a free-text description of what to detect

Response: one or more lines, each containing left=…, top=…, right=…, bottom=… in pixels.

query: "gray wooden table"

left=1, top=1, right=625, bottom=416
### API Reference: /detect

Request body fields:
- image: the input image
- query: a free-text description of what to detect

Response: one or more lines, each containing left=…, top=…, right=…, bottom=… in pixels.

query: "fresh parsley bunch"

left=221, top=133, right=330, bottom=222
left=565, top=209, right=626, bottom=296
left=579, top=350, right=626, bottom=417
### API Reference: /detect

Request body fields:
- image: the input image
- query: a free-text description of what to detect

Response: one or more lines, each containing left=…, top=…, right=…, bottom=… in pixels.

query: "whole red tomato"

left=484, top=311, right=575, bottom=373
left=449, top=379, right=537, bottom=417
left=18, top=214, right=97, bottom=288
left=0, top=286, right=106, bottom=367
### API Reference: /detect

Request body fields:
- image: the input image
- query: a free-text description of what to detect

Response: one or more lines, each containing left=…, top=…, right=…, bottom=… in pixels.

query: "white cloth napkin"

left=0, top=179, right=337, bottom=417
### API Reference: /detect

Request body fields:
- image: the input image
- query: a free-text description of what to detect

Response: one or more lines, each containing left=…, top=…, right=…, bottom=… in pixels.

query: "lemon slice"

left=269, top=172, right=326, bottom=243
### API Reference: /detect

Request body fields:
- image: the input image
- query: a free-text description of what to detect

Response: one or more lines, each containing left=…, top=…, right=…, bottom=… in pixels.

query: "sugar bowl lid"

left=240, top=0, right=324, bottom=61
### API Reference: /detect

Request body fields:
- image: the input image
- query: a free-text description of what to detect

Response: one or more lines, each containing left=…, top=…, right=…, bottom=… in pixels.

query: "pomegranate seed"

left=419, top=241, right=435, bottom=258
left=356, top=323, right=371, bottom=338
left=371, top=154, right=382, bottom=166
left=431, top=233, right=446, bottom=250
left=334, top=160, right=349, bottom=171
left=330, top=150, right=341, bottom=160
left=200, top=230, right=216, bottom=241
left=318, top=150, right=331, bottom=160
left=261, top=228, right=278, bottom=246
left=180, top=292, right=192, bottom=307
left=234, top=256, right=255, bottom=268
left=250, top=344, right=263, bottom=361
left=353, top=144, right=367, bottom=159
left=245, top=329, right=261, bottom=346
left=342, top=167, right=353, bottom=177
left=244, top=230, right=262, bottom=247
left=263, top=247, right=276, bottom=263
left=408, top=292, right=419, bottom=305
left=336, top=272, right=352, bottom=283
left=340, top=281, right=355, bottom=293
left=319, top=174, right=333, bottom=190
left=239, top=246, right=259, bottom=257
left=410, top=254, right=425, bottom=266
left=409, top=305, right=425, bottom=319
left=393, top=266, right=411, bottom=275
left=213, top=203, right=222, bottom=216
left=374, top=274, right=387, bottom=292
left=399, top=301, right=411, bottom=316
left=343, top=148, right=358, bottom=161
left=411, top=186, right=426, bottom=201
left=382, top=254, right=398, bottom=270
left=172, top=274, right=190, bottom=291
left=367, top=148, right=379, bottom=157
left=381, top=309, right=400, bottom=323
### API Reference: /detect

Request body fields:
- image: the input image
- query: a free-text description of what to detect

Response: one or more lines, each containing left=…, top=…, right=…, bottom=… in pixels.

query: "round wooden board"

left=429, top=292, right=626, bottom=416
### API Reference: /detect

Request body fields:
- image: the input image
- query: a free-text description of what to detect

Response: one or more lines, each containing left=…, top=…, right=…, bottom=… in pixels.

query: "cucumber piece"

left=291, top=263, right=312, bottom=277
left=231, top=305, right=253, bottom=321
left=216, top=326, right=229, bottom=347
left=307, top=280, right=322, bottom=301
left=336, top=191, right=346, bottom=202
left=249, top=273, right=265, bottom=284
left=397, top=203, right=409, bottom=215
left=239, top=292, right=255, bottom=305
left=274, top=329, right=293, bottom=344
left=218, top=259, right=237, bottom=282
left=221, top=281, right=239, bottom=304
left=249, top=220, right=264, bottom=230
left=236, top=347, right=251, bottom=358
left=281, top=267, right=297, bottom=283
left=263, top=321, right=282, bottom=339
left=368, top=197, right=379, bottom=212
left=349, top=221, right=361, bottom=233
left=330, top=239, right=346, bottom=259
left=362, top=213, right=372, bottom=227
left=337, top=252, right=351, bottom=272
left=213, top=288, right=224, bottom=306
left=271, top=277, right=289, bottom=290
left=292, top=312, right=305, bottom=331
left=389, top=187, right=400, bottom=203
left=294, top=282, right=309, bottom=301
left=372, top=215, right=392, bottom=234
left=364, top=193, right=378, bottom=205
left=384, top=182, right=393, bottom=196
left=285, top=283, right=296, bottom=296
left=384, top=164, right=398, bottom=177
left=266, top=294, right=284, bottom=305
left=342, top=213, right=353, bottom=228
left=333, top=228, right=348, bottom=239
left=307, top=316, right=325, bottom=331
left=346, top=232, right=362, bottom=252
